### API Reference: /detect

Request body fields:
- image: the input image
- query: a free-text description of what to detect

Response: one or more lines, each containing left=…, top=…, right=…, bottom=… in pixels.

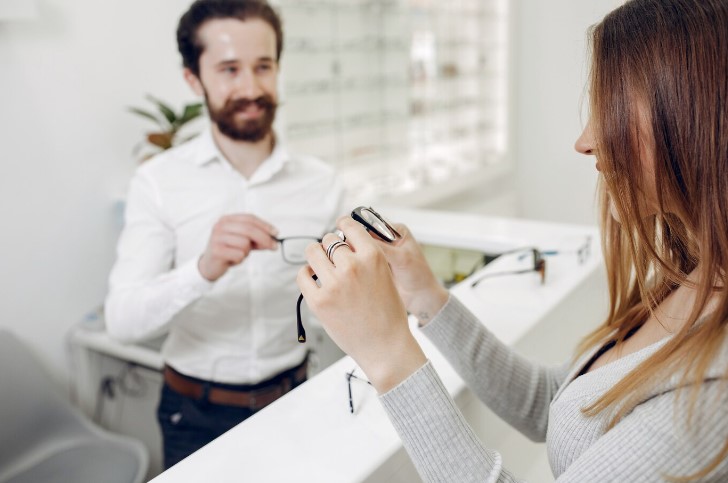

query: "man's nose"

left=237, top=69, right=263, bottom=99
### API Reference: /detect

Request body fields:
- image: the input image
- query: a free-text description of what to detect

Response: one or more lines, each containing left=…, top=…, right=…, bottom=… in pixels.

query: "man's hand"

left=198, top=214, right=278, bottom=281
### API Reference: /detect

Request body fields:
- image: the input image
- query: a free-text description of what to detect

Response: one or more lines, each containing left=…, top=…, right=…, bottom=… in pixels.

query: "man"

left=105, top=0, right=344, bottom=469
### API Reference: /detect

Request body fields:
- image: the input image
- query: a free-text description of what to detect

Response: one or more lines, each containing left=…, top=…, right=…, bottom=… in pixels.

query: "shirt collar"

left=191, top=128, right=292, bottom=183
left=191, top=128, right=224, bottom=167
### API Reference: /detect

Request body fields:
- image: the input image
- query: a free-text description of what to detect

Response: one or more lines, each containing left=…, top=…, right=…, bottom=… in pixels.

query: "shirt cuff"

left=176, top=257, right=214, bottom=295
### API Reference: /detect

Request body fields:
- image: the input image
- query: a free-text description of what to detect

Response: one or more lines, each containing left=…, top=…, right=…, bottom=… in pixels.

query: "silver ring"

left=334, top=229, right=346, bottom=241
left=325, top=240, right=351, bottom=263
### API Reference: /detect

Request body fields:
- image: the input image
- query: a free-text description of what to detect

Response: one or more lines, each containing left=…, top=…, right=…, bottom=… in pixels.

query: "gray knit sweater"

left=380, top=296, right=728, bottom=482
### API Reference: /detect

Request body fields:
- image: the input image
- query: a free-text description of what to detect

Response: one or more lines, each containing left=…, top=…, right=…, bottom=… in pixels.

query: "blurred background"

left=0, top=0, right=617, bottom=478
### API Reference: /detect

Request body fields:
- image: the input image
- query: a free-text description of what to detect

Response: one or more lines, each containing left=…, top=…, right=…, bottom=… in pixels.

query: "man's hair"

left=177, top=0, right=284, bottom=77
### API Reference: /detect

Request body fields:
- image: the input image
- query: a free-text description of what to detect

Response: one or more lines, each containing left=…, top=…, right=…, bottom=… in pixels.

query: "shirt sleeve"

left=104, top=169, right=213, bottom=343
left=420, top=295, right=570, bottom=442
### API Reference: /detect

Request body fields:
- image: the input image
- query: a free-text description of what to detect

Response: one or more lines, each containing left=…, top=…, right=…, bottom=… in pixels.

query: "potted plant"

left=129, top=95, right=204, bottom=161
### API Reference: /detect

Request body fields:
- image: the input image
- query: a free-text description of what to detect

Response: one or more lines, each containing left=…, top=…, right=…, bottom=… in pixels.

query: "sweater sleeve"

left=380, top=361, right=728, bottom=483
left=420, top=295, right=570, bottom=441
left=380, top=361, right=524, bottom=483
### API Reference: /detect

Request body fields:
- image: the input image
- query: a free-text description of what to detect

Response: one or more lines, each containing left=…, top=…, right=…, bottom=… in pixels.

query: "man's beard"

left=206, top=93, right=277, bottom=142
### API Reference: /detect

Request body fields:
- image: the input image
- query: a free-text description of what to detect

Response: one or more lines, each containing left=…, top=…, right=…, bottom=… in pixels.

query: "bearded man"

left=105, top=0, right=344, bottom=469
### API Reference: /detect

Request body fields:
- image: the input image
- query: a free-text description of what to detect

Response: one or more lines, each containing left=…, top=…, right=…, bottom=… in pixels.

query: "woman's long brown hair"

left=578, top=0, right=728, bottom=479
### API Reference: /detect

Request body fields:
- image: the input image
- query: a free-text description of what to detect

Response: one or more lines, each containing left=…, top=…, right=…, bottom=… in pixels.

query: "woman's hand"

left=374, top=222, right=450, bottom=326
left=297, top=218, right=427, bottom=393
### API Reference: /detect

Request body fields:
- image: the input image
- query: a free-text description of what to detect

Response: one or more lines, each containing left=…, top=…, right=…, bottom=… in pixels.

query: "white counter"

left=145, top=208, right=606, bottom=483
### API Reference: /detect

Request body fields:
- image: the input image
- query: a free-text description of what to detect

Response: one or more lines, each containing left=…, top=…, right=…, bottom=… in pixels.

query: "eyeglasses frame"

left=470, top=247, right=546, bottom=288
left=271, top=235, right=323, bottom=265
left=346, top=367, right=373, bottom=414
left=351, top=206, right=402, bottom=243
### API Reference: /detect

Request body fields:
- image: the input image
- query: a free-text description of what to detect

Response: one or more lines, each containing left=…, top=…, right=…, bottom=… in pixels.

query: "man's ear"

left=183, top=68, right=204, bottom=97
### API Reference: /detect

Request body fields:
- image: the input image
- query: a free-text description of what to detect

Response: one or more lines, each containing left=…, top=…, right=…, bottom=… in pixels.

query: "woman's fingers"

left=320, top=233, right=354, bottom=267
left=296, top=264, right=319, bottom=298
left=338, top=217, right=379, bottom=253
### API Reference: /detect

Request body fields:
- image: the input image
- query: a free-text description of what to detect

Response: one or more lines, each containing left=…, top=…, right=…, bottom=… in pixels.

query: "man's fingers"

left=221, top=213, right=278, bottom=235
left=215, top=233, right=253, bottom=251
left=215, top=218, right=278, bottom=250
left=211, top=246, right=248, bottom=265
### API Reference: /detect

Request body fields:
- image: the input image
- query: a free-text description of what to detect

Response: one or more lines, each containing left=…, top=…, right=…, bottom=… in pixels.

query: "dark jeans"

left=156, top=375, right=306, bottom=469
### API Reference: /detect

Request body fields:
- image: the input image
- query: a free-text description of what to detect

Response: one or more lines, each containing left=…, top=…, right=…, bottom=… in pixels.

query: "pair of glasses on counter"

left=468, top=237, right=592, bottom=288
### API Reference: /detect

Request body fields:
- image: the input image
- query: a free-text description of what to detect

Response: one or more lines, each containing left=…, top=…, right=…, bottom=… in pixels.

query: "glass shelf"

left=273, top=0, right=509, bottom=201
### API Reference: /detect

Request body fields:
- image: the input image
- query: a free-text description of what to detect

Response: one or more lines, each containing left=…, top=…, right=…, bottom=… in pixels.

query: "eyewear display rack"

left=274, top=0, right=509, bottom=203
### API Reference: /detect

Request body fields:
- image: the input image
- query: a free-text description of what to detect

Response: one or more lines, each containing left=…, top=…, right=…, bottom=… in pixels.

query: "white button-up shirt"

left=105, top=130, right=345, bottom=384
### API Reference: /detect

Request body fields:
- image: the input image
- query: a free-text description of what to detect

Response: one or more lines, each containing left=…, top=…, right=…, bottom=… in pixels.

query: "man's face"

left=189, top=18, right=279, bottom=142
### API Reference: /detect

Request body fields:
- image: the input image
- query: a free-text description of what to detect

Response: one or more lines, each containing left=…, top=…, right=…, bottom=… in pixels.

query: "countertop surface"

left=140, top=208, right=602, bottom=483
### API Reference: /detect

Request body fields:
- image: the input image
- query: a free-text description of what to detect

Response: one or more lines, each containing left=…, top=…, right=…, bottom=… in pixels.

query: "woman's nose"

left=575, top=120, right=595, bottom=155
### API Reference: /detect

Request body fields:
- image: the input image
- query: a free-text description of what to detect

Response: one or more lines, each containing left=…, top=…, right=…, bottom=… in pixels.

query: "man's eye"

left=223, top=66, right=237, bottom=74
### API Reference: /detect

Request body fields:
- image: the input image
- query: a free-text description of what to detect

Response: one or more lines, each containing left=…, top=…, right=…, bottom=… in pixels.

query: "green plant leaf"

left=146, top=94, right=178, bottom=125
left=176, top=103, right=204, bottom=126
left=128, top=107, right=163, bottom=127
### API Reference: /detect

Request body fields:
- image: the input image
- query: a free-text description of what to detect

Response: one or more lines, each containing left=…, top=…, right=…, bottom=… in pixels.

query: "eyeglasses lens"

left=281, top=238, right=311, bottom=264
left=361, top=208, right=396, bottom=242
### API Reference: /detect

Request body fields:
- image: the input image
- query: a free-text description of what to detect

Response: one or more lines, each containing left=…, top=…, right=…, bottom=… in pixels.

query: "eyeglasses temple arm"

left=296, top=274, right=318, bottom=343
left=346, top=373, right=354, bottom=413
left=470, top=268, right=542, bottom=288
left=296, top=293, right=306, bottom=343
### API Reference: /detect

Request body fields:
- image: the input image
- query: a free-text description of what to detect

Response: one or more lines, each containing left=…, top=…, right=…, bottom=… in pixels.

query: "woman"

left=297, top=0, right=728, bottom=480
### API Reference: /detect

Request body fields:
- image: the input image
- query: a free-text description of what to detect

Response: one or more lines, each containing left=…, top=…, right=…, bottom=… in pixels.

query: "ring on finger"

left=334, top=229, right=346, bottom=241
left=325, top=240, right=351, bottom=263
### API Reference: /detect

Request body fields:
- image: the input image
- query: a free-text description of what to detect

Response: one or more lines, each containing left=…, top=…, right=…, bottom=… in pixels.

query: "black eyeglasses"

left=469, top=237, right=592, bottom=289
left=351, top=206, right=401, bottom=243
left=271, top=235, right=322, bottom=265
left=296, top=207, right=400, bottom=343
left=346, top=367, right=373, bottom=414
left=470, top=247, right=546, bottom=288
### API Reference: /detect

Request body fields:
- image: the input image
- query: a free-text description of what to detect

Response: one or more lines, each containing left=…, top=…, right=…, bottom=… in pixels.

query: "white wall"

left=0, top=0, right=194, bottom=383
left=510, top=0, right=616, bottom=225
left=0, top=0, right=620, bottom=386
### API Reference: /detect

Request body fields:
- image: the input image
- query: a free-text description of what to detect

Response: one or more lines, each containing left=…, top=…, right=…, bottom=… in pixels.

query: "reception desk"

left=143, top=208, right=606, bottom=482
